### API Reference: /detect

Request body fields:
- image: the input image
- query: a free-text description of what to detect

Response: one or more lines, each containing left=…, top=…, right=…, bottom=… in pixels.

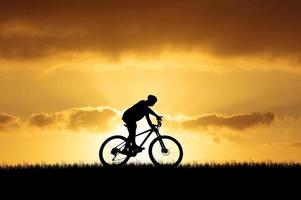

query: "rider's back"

left=122, top=100, right=148, bottom=123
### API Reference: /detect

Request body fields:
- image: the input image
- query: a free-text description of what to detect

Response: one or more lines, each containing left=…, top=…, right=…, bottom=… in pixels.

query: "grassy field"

left=1, top=162, right=301, bottom=178
left=1, top=162, right=300, bottom=196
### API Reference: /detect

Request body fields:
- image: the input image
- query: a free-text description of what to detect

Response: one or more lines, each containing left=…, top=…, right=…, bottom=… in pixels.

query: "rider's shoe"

left=132, top=145, right=145, bottom=152
left=120, top=145, right=144, bottom=155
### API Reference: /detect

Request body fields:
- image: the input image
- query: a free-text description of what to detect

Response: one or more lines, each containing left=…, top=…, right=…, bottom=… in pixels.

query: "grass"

left=1, top=162, right=300, bottom=194
left=1, top=161, right=301, bottom=170
left=1, top=161, right=301, bottom=176
left=0, top=161, right=300, bottom=171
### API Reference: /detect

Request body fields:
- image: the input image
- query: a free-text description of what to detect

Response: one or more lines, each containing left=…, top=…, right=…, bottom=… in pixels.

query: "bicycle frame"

left=118, top=124, right=166, bottom=153
left=135, top=127, right=160, bottom=147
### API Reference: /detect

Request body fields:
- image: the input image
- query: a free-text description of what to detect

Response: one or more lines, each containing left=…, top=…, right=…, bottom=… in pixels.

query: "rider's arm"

left=147, top=107, right=161, bottom=119
left=145, top=114, right=154, bottom=128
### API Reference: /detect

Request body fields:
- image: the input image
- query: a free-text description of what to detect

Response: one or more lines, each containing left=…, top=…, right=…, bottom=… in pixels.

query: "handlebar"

left=154, top=116, right=163, bottom=129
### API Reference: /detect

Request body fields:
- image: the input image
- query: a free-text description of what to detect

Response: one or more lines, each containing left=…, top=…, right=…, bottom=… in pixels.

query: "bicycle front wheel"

left=99, top=135, right=130, bottom=166
left=149, top=135, right=183, bottom=166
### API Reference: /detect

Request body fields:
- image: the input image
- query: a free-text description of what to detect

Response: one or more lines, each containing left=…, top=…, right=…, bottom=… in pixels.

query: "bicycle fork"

left=156, top=131, right=168, bottom=153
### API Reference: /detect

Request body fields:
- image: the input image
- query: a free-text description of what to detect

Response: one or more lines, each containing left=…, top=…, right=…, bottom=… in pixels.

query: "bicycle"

left=99, top=118, right=183, bottom=166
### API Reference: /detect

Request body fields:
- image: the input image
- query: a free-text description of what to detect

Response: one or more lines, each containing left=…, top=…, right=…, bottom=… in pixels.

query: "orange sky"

left=1, top=0, right=301, bottom=165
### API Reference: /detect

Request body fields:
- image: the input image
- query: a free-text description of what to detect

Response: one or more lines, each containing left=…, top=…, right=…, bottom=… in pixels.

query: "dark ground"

left=1, top=163, right=300, bottom=197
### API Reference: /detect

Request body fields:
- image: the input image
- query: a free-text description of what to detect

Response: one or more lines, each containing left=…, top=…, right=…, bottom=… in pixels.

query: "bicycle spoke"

left=149, top=136, right=183, bottom=166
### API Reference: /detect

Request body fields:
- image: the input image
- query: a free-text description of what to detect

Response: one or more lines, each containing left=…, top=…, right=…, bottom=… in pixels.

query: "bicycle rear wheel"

left=149, top=135, right=183, bottom=166
left=99, top=135, right=130, bottom=166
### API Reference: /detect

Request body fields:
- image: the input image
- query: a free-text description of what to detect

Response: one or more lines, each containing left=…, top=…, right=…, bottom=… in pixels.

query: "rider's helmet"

left=147, top=95, right=157, bottom=106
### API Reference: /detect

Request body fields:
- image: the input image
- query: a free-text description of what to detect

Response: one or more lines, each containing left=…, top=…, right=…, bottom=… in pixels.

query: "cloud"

left=268, top=141, right=301, bottom=148
left=0, top=0, right=301, bottom=63
left=0, top=108, right=276, bottom=134
left=27, top=106, right=119, bottom=132
left=280, top=142, right=301, bottom=148
left=178, top=112, right=275, bottom=131
left=289, top=142, right=301, bottom=147
left=0, top=113, right=20, bottom=131
left=28, top=113, right=58, bottom=127
left=67, top=108, right=117, bottom=132
left=212, top=136, right=222, bottom=144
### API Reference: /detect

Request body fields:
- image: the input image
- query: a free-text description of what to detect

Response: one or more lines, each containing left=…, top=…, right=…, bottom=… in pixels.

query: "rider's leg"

left=126, top=122, right=145, bottom=151
left=126, top=122, right=137, bottom=147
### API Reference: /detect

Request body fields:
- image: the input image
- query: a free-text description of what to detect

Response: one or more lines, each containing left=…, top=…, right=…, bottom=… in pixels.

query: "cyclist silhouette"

left=99, top=94, right=183, bottom=166
left=122, top=95, right=162, bottom=152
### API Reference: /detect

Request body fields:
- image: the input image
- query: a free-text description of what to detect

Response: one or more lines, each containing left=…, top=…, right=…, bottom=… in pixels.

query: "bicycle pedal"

left=133, top=147, right=145, bottom=152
